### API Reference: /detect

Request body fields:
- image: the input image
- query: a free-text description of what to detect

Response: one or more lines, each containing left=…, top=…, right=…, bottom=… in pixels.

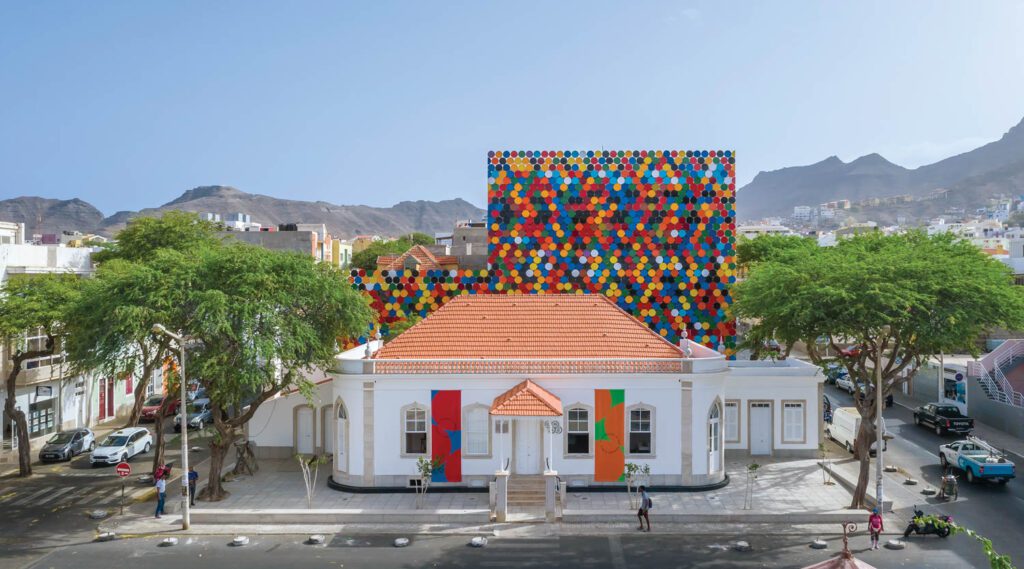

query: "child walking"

left=868, top=508, right=884, bottom=549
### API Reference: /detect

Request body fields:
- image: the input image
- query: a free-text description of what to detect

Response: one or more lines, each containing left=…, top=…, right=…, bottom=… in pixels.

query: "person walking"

left=636, top=485, right=652, bottom=532
left=154, top=471, right=167, bottom=519
left=868, top=508, right=884, bottom=549
left=187, top=466, right=199, bottom=506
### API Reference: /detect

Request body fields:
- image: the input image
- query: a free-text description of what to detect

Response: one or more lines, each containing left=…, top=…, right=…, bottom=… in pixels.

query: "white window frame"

left=22, top=327, right=64, bottom=370
left=626, top=404, right=655, bottom=457
left=724, top=400, right=740, bottom=443
left=563, top=404, right=593, bottom=458
left=401, top=403, right=429, bottom=457
left=782, top=401, right=807, bottom=443
left=462, top=404, right=491, bottom=458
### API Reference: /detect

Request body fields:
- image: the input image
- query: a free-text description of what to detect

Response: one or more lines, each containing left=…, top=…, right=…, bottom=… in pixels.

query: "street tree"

left=64, top=248, right=200, bottom=471
left=92, top=210, right=221, bottom=264
left=735, top=233, right=817, bottom=271
left=71, top=212, right=219, bottom=427
left=0, top=274, right=81, bottom=476
left=733, top=231, right=1024, bottom=508
left=183, top=244, right=374, bottom=501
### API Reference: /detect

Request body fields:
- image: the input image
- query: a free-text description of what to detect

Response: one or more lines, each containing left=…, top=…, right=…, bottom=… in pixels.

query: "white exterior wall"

left=331, top=372, right=738, bottom=487
left=247, top=353, right=823, bottom=488
left=246, top=380, right=335, bottom=458
left=723, top=361, right=823, bottom=455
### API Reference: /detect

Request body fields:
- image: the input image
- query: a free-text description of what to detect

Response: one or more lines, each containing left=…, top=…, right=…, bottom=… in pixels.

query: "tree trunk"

left=849, top=414, right=877, bottom=509
left=200, top=433, right=232, bottom=501
left=4, top=357, right=33, bottom=477
left=123, top=372, right=153, bottom=428
left=149, top=396, right=174, bottom=475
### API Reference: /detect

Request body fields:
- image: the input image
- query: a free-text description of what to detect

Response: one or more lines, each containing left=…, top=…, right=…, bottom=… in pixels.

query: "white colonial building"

left=249, top=294, right=824, bottom=491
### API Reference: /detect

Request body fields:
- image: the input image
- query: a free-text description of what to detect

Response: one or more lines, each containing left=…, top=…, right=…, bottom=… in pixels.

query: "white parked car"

left=835, top=376, right=856, bottom=394
left=90, top=427, right=152, bottom=466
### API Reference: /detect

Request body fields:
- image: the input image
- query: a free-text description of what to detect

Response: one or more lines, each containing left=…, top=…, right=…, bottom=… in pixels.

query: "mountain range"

left=738, top=115, right=1024, bottom=221
left=0, top=186, right=486, bottom=239
left=4, top=116, right=1023, bottom=236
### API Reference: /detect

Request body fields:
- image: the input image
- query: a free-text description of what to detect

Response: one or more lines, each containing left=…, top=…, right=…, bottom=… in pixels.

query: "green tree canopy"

left=179, top=243, right=375, bottom=500
left=735, top=234, right=817, bottom=271
left=0, top=273, right=82, bottom=476
left=92, top=210, right=222, bottom=263
left=350, top=232, right=436, bottom=271
left=67, top=212, right=222, bottom=428
left=733, top=231, right=1024, bottom=507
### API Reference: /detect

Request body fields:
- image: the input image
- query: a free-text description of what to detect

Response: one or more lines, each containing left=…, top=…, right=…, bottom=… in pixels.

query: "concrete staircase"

left=507, top=475, right=546, bottom=513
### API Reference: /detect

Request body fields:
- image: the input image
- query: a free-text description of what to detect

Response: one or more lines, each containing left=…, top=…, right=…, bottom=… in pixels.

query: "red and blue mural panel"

left=349, top=150, right=737, bottom=354
left=430, top=390, right=462, bottom=483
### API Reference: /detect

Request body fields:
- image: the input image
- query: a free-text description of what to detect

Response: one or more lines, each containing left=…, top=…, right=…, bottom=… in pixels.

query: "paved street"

left=0, top=419, right=210, bottom=569
left=825, top=384, right=1024, bottom=564
left=22, top=532, right=992, bottom=569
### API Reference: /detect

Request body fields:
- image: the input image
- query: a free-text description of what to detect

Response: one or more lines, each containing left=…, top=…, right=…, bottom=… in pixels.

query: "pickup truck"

left=913, top=403, right=974, bottom=436
left=939, top=437, right=1015, bottom=484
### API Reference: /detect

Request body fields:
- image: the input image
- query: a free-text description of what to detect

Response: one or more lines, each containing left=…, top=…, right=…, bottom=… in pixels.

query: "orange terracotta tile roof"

left=375, top=294, right=684, bottom=360
left=490, top=380, right=563, bottom=416
left=376, top=244, right=459, bottom=271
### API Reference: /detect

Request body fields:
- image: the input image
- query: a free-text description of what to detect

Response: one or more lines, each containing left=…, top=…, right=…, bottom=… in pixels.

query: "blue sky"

left=2, top=1, right=1022, bottom=214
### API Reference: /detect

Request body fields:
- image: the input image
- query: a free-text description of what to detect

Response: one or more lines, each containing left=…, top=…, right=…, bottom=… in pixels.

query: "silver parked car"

left=39, top=428, right=95, bottom=462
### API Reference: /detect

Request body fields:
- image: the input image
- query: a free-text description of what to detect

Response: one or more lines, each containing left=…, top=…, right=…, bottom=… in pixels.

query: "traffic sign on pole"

left=115, top=462, right=132, bottom=477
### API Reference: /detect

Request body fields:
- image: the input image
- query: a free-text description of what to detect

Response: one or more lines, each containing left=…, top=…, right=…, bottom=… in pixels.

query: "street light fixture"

left=152, top=323, right=191, bottom=530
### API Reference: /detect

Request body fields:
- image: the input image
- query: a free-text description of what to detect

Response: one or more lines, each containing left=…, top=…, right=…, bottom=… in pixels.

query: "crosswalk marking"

left=10, top=487, right=57, bottom=506
left=0, top=483, right=148, bottom=508
left=35, top=486, right=77, bottom=505
left=78, top=487, right=121, bottom=505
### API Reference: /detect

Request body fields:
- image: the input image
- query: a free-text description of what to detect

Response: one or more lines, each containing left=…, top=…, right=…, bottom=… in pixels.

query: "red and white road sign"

left=115, top=462, right=132, bottom=477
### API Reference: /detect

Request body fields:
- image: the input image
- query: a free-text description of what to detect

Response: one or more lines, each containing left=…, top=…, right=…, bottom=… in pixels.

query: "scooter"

left=903, top=507, right=953, bottom=538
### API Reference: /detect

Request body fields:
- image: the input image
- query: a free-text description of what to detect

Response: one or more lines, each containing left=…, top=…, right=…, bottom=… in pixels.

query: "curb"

left=818, top=460, right=891, bottom=513
left=191, top=508, right=492, bottom=524
left=561, top=509, right=864, bottom=524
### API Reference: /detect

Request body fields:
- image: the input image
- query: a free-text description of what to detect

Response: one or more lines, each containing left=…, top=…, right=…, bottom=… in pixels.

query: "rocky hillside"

left=0, top=197, right=105, bottom=236
left=738, top=115, right=1024, bottom=220
left=0, top=186, right=485, bottom=239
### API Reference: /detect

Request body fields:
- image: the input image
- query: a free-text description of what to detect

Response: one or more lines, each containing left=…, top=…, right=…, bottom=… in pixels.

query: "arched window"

left=402, top=404, right=429, bottom=456
left=335, top=399, right=349, bottom=473
left=708, top=401, right=722, bottom=473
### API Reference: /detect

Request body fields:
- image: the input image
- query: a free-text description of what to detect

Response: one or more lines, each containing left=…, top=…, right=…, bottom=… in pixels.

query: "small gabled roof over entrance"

left=490, top=380, right=563, bottom=417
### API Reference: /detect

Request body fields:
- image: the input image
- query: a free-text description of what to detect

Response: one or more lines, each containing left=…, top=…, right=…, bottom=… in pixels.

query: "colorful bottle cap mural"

left=350, top=150, right=736, bottom=356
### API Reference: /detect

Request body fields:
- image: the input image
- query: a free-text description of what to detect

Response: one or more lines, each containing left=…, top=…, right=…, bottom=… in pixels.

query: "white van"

left=826, top=407, right=891, bottom=455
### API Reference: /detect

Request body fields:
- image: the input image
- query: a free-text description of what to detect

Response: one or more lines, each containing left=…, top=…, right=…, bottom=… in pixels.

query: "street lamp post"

left=152, top=324, right=190, bottom=530
left=875, top=326, right=889, bottom=512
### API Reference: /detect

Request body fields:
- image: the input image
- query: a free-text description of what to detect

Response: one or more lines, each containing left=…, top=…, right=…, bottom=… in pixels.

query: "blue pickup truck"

left=939, top=437, right=1016, bottom=484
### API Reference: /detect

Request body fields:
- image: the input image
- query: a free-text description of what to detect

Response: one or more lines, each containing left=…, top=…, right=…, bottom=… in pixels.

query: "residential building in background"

left=351, top=235, right=382, bottom=254
left=0, top=231, right=139, bottom=465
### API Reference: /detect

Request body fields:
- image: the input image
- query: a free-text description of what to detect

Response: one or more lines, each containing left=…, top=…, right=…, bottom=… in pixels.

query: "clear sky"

left=2, top=1, right=1022, bottom=214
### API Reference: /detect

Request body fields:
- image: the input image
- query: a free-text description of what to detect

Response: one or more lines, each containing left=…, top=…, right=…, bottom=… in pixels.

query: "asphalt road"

left=22, top=532, right=992, bottom=569
left=0, top=419, right=209, bottom=569
left=825, top=384, right=1024, bottom=565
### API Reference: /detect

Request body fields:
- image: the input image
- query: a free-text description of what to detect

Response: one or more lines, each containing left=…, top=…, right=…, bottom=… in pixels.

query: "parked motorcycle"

left=903, top=507, right=953, bottom=538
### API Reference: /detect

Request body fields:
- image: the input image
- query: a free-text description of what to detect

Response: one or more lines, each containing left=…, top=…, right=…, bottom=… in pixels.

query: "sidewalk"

left=563, top=458, right=860, bottom=524
left=892, top=392, right=1024, bottom=460
left=106, top=456, right=862, bottom=529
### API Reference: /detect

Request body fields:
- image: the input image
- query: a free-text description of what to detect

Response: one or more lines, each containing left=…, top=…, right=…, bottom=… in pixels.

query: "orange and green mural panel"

left=594, top=389, right=625, bottom=482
